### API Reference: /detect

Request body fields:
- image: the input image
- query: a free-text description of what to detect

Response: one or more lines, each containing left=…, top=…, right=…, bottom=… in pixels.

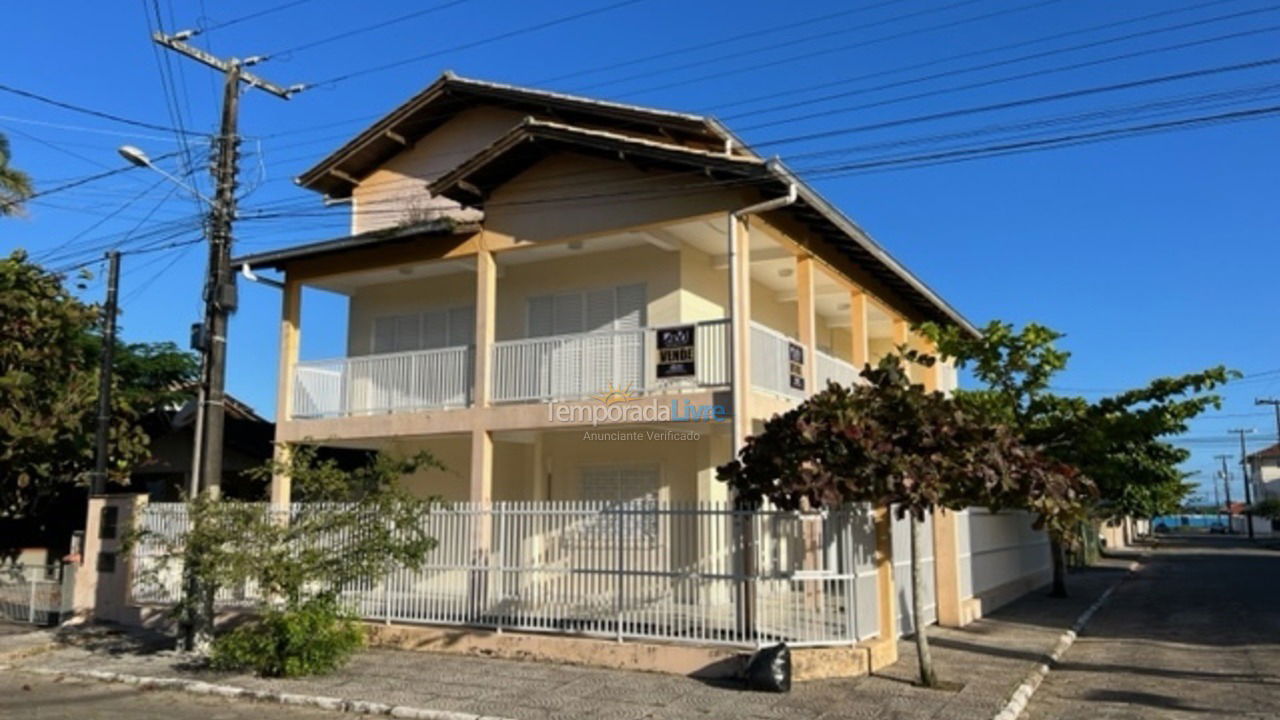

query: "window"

left=580, top=465, right=661, bottom=543
left=372, top=305, right=475, bottom=354
left=527, top=283, right=646, bottom=337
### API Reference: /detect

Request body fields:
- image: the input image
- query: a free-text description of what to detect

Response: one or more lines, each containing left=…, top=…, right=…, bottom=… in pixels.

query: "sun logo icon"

left=591, top=383, right=640, bottom=405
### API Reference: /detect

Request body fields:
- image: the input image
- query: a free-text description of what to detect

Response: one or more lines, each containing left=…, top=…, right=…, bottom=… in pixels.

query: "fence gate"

left=0, top=564, right=69, bottom=626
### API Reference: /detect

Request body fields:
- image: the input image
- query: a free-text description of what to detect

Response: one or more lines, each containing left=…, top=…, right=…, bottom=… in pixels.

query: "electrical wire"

left=0, top=83, right=206, bottom=136
left=308, top=0, right=648, bottom=87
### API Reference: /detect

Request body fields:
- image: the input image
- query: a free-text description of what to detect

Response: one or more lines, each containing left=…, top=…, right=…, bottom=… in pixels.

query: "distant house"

left=125, top=391, right=274, bottom=501
left=1246, top=443, right=1280, bottom=501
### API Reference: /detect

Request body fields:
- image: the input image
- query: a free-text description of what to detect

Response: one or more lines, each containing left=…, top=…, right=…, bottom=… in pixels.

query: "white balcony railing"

left=750, top=322, right=807, bottom=400
left=292, top=346, right=473, bottom=419
left=492, top=319, right=731, bottom=403
left=816, top=349, right=861, bottom=390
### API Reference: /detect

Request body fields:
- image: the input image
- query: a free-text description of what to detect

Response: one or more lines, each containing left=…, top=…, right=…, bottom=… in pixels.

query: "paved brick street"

left=1024, top=536, right=1280, bottom=720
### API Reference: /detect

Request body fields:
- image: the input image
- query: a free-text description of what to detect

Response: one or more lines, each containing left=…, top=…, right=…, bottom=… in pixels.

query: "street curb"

left=6, top=665, right=515, bottom=720
left=990, top=559, right=1142, bottom=720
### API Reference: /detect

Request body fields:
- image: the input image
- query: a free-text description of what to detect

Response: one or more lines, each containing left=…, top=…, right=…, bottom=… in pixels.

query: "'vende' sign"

left=656, top=325, right=696, bottom=378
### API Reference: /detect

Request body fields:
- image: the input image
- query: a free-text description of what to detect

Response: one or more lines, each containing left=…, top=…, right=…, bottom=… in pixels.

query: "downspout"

left=726, top=179, right=798, bottom=457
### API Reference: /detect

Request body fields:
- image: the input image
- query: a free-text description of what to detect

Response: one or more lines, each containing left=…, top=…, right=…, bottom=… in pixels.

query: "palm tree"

left=0, top=133, right=34, bottom=216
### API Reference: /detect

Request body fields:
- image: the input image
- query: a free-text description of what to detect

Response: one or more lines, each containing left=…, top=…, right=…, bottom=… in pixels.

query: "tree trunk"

left=911, top=514, right=937, bottom=687
left=1049, top=537, right=1068, bottom=598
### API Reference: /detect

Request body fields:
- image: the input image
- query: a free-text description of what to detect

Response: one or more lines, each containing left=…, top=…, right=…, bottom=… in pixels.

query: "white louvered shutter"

left=421, top=310, right=449, bottom=349
left=372, top=317, right=396, bottom=354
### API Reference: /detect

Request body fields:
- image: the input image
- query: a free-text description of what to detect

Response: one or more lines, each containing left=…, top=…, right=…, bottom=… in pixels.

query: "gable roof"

left=296, top=72, right=735, bottom=199
left=427, top=118, right=978, bottom=335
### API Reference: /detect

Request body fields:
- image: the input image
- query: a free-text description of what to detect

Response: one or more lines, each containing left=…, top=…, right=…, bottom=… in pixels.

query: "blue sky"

left=2, top=0, right=1278, bottom=503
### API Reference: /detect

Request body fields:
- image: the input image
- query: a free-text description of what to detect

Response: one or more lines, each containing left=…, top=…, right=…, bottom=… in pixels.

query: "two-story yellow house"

left=238, top=72, right=970, bottom=510
left=229, top=73, right=1017, bottom=673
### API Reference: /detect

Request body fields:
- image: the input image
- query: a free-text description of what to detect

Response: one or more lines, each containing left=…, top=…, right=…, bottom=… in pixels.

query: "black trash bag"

left=743, top=643, right=791, bottom=693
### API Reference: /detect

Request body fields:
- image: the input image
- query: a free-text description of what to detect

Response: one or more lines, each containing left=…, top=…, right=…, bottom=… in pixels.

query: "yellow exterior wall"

left=384, top=429, right=715, bottom=504
left=483, top=153, right=747, bottom=246
left=540, top=429, right=707, bottom=504
left=387, top=435, right=531, bottom=502
left=352, top=106, right=525, bottom=235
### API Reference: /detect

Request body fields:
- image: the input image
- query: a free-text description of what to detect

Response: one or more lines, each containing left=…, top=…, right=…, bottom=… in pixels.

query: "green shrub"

left=210, top=596, right=364, bottom=677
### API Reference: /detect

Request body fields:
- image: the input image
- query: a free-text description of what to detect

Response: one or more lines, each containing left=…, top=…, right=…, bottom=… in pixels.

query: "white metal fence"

left=293, top=346, right=473, bottom=419
left=132, top=501, right=881, bottom=648
left=0, top=564, right=68, bottom=626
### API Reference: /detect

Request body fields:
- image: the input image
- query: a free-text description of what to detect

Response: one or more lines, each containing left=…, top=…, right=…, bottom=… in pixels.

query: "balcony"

left=291, top=319, right=729, bottom=419
left=289, top=318, right=861, bottom=421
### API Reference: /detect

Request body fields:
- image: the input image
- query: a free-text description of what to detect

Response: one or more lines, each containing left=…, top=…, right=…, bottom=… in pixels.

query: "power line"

left=581, top=0, right=1051, bottom=95
left=751, top=53, right=1280, bottom=148
left=0, top=82, right=205, bottom=136
left=712, top=0, right=1248, bottom=113
left=195, top=0, right=320, bottom=34
left=263, top=0, right=472, bottom=59
left=310, top=0, right=648, bottom=87
left=533, top=0, right=913, bottom=86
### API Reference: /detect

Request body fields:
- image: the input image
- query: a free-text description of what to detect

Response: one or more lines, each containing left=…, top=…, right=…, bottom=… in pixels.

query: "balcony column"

left=473, top=244, right=496, bottom=411
left=849, top=289, right=869, bottom=371
left=270, top=277, right=301, bottom=510
left=728, top=214, right=752, bottom=456
left=795, top=255, right=817, bottom=395
left=468, top=243, right=497, bottom=619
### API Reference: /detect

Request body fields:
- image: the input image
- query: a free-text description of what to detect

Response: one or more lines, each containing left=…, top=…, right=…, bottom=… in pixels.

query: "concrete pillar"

left=531, top=435, right=548, bottom=501
left=470, top=429, right=494, bottom=505
left=795, top=254, right=817, bottom=394
left=697, top=431, right=731, bottom=504
left=74, top=495, right=147, bottom=624
left=473, top=244, right=497, bottom=409
left=849, top=289, right=869, bottom=371
left=269, top=278, right=301, bottom=507
left=869, top=504, right=899, bottom=667
left=932, top=508, right=964, bottom=627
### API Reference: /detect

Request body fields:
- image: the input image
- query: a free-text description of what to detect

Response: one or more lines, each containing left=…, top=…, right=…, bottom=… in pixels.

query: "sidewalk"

left=12, top=559, right=1132, bottom=720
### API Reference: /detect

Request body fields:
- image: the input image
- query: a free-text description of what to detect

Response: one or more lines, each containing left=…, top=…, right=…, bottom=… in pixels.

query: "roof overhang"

left=295, top=71, right=732, bottom=199
left=232, top=217, right=481, bottom=272
left=428, top=118, right=766, bottom=206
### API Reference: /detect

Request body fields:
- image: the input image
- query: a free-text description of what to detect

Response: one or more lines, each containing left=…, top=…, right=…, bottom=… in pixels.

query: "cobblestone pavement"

left=0, top=669, right=337, bottom=720
left=10, top=560, right=1131, bottom=720
left=1024, top=536, right=1280, bottom=720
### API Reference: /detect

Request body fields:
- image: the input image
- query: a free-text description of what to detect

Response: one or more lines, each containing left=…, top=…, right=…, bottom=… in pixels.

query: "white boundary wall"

left=956, top=508, right=1051, bottom=608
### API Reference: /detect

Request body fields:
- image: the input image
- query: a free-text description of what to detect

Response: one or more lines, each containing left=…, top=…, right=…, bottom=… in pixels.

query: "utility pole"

left=152, top=30, right=299, bottom=651
left=152, top=31, right=298, bottom=501
left=1215, top=454, right=1233, bottom=533
left=1229, top=428, right=1256, bottom=540
left=91, top=251, right=121, bottom=496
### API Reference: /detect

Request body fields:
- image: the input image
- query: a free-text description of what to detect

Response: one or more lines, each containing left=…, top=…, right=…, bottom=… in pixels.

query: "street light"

left=116, top=145, right=214, bottom=205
